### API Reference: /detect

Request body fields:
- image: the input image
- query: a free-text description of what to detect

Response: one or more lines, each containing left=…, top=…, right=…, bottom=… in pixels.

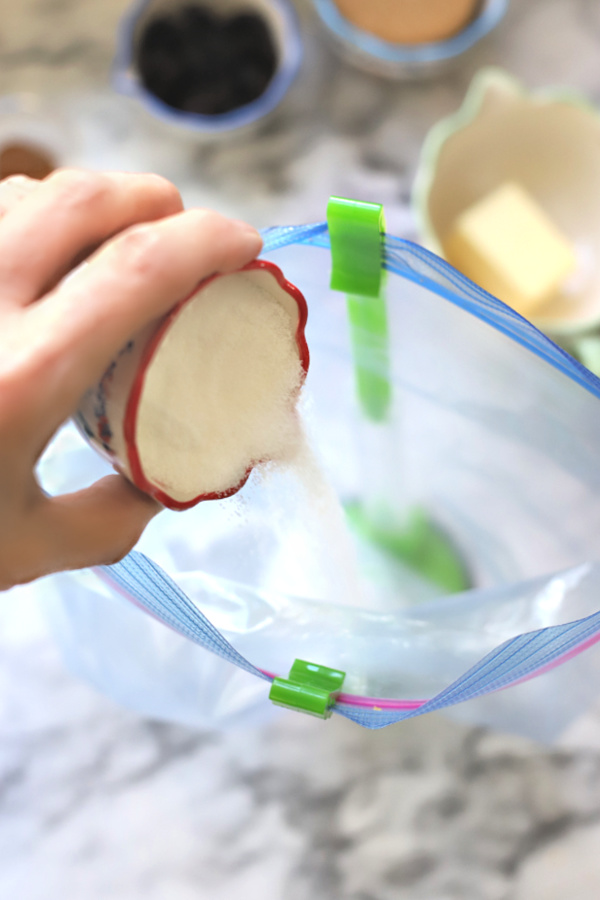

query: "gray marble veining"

left=6, top=617, right=600, bottom=900
left=4, top=0, right=600, bottom=898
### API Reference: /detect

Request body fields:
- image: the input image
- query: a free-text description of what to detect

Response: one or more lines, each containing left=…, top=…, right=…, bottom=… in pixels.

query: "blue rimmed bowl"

left=312, top=0, right=508, bottom=79
left=112, top=0, right=303, bottom=136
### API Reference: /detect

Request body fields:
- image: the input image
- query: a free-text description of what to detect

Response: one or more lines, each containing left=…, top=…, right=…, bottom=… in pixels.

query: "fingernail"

left=231, top=219, right=262, bottom=246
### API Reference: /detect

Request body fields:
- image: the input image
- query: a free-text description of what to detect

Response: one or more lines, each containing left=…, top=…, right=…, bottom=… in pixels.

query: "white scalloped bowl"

left=413, top=68, right=600, bottom=339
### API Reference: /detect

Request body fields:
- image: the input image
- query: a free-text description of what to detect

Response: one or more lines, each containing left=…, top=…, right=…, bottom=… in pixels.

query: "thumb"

left=33, top=474, right=162, bottom=577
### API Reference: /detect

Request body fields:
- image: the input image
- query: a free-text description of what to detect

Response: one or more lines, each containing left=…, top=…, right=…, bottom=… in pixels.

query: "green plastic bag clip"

left=327, top=196, right=390, bottom=422
left=327, top=196, right=385, bottom=297
left=269, top=659, right=346, bottom=719
left=327, top=196, right=470, bottom=594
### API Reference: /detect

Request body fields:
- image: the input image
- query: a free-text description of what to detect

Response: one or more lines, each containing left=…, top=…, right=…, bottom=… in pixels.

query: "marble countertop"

left=4, top=0, right=600, bottom=898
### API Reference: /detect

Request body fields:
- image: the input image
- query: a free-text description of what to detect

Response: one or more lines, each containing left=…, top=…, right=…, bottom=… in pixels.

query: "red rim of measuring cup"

left=123, top=259, right=310, bottom=510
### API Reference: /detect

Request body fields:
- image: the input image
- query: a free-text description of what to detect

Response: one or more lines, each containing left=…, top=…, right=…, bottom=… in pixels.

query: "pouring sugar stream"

left=76, top=256, right=367, bottom=608
left=76, top=200, right=468, bottom=613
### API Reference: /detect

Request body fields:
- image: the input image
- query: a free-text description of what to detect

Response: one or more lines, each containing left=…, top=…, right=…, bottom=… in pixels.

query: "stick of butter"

left=443, top=182, right=577, bottom=317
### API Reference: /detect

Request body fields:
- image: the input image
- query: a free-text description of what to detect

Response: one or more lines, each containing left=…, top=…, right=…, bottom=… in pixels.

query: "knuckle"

left=188, top=207, right=226, bottom=231
left=111, top=223, right=165, bottom=277
left=0, top=175, right=38, bottom=213
left=47, top=168, right=112, bottom=212
left=0, top=173, right=35, bottom=190
left=185, top=208, right=233, bottom=247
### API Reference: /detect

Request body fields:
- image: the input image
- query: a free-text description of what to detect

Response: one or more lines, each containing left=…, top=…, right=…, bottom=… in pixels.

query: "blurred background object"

left=136, top=6, right=278, bottom=114
left=331, top=0, right=482, bottom=45
left=113, top=0, right=303, bottom=134
left=311, top=0, right=508, bottom=78
left=0, top=93, right=73, bottom=179
left=0, top=141, right=54, bottom=178
left=414, top=67, right=600, bottom=370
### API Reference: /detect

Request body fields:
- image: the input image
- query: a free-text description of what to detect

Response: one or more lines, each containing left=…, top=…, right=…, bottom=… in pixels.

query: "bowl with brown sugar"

left=312, top=0, right=508, bottom=79
left=0, top=142, right=55, bottom=180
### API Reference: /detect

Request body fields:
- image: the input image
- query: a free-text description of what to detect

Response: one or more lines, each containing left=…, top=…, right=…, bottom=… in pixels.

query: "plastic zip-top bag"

left=37, top=199, right=600, bottom=741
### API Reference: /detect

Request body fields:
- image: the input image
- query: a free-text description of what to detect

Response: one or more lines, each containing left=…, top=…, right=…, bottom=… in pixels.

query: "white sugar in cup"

left=75, top=260, right=309, bottom=509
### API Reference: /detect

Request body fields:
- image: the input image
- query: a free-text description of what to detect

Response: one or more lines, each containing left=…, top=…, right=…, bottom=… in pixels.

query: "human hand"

left=0, top=169, right=262, bottom=589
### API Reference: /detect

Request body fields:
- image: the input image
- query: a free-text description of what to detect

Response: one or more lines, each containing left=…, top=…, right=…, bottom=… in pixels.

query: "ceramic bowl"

left=112, top=0, right=303, bottom=135
left=75, top=260, right=309, bottom=510
left=413, top=67, right=600, bottom=342
left=312, top=0, right=508, bottom=80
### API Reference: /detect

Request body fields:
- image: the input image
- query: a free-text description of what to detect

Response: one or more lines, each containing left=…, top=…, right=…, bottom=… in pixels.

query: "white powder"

left=135, top=268, right=304, bottom=503
left=288, top=430, right=367, bottom=608
left=135, top=265, right=367, bottom=609
left=247, top=414, right=367, bottom=610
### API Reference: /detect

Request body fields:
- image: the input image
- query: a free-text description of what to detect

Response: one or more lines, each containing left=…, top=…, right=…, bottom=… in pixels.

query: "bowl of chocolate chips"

left=113, top=0, right=303, bottom=134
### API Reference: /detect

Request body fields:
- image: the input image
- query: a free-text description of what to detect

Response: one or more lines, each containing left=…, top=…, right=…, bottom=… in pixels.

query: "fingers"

left=0, top=175, right=39, bottom=217
left=0, top=169, right=184, bottom=307
left=26, top=208, right=262, bottom=430
left=1, top=475, right=161, bottom=588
